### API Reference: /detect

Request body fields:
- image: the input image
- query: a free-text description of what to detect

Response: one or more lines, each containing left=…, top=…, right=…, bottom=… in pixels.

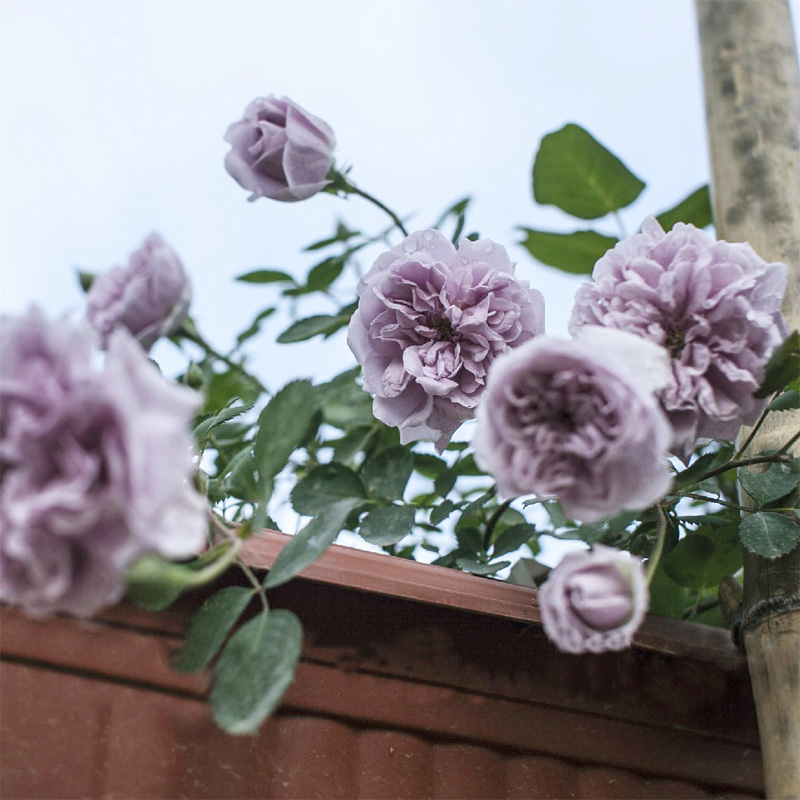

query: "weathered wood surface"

left=696, top=2, right=800, bottom=797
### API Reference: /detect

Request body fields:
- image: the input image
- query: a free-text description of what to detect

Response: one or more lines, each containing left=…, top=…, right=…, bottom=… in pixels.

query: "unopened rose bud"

left=224, top=95, right=336, bottom=202
left=87, top=233, right=191, bottom=351
left=538, top=545, right=648, bottom=654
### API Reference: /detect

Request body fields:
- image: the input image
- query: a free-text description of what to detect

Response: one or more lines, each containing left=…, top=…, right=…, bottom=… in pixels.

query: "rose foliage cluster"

left=2, top=96, right=799, bottom=733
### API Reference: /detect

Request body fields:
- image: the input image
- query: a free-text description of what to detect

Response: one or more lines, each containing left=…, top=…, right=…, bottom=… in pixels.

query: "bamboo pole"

left=696, top=2, right=800, bottom=797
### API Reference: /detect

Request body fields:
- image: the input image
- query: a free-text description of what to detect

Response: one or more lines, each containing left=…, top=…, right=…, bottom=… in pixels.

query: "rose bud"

left=224, top=95, right=336, bottom=202
left=539, top=545, right=649, bottom=654
left=86, top=233, right=191, bottom=351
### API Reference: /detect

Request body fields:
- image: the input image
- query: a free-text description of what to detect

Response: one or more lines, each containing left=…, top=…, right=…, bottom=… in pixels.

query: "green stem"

left=178, top=323, right=268, bottom=396
left=645, top=505, right=668, bottom=585
left=346, top=183, right=409, bottom=237
left=236, top=556, right=270, bottom=614
left=185, top=538, right=243, bottom=588
left=679, top=491, right=751, bottom=512
left=734, top=403, right=773, bottom=459
left=482, top=495, right=512, bottom=553
left=693, top=453, right=792, bottom=484
left=777, top=427, right=800, bottom=455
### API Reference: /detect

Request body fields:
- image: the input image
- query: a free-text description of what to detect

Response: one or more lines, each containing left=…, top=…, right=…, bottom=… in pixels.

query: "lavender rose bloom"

left=86, top=233, right=191, bottom=350
left=570, top=217, right=788, bottom=456
left=347, top=229, right=545, bottom=450
left=0, top=309, right=207, bottom=617
left=474, top=327, right=673, bottom=522
left=224, top=95, right=336, bottom=202
left=539, top=545, right=649, bottom=654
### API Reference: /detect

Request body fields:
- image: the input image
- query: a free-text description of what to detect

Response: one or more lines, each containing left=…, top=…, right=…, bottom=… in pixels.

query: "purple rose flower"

left=539, top=545, right=649, bottom=654
left=570, top=217, right=788, bottom=456
left=347, top=229, right=545, bottom=450
left=224, top=95, right=336, bottom=202
left=86, top=233, right=191, bottom=351
left=0, top=309, right=207, bottom=617
left=474, top=327, right=673, bottom=522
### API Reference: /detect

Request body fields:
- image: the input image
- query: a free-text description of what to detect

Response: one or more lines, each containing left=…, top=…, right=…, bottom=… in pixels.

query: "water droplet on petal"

left=484, top=243, right=494, bottom=253
left=423, top=231, right=435, bottom=241
left=461, top=257, right=470, bottom=265
left=403, top=239, right=418, bottom=253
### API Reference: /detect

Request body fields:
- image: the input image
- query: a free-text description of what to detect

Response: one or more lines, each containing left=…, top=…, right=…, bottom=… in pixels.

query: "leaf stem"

left=346, top=184, right=409, bottom=237
left=679, top=492, right=750, bottom=512
left=692, top=453, right=792, bottom=484
left=178, top=322, right=268, bottom=396
left=734, top=403, right=773, bottom=459
left=645, top=505, right=668, bottom=585
left=777, top=427, right=800, bottom=455
left=482, top=497, right=514, bottom=553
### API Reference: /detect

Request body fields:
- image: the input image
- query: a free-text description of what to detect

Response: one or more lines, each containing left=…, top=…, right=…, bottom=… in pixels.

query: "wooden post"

left=696, top=2, right=800, bottom=797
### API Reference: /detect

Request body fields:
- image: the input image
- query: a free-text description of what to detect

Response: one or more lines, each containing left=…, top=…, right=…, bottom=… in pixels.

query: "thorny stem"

left=346, top=183, right=409, bottom=237
left=645, top=505, right=668, bottom=585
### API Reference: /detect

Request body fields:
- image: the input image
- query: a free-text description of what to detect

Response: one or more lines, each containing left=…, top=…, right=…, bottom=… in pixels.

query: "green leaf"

left=264, top=498, right=363, bottom=589
left=507, top=558, right=550, bottom=588
left=648, top=565, right=688, bottom=618
left=661, top=524, right=742, bottom=589
left=413, top=453, right=448, bottom=478
left=175, top=587, right=254, bottom=673
left=254, top=380, right=318, bottom=486
left=518, top=228, right=617, bottom=275
left=359, top=504, right=416, bottom=546
left=235, top=269, right=295, bottom=284
left=277, top=314, right=345, bottom=344
left=430, top=499, right=457, bottom=525
left=768, top=390, right=800, bottom=411
left=492, top=523, right=537, bottom=558
left=291, top=463, right=367, bottom=516
left=194, top=403, right=250, bottom=443
left=235, top=307, right=276, bottom=347
left=655, top=185, right=712, bottom=231
left=434, top=469, right=457, bottom=497
left=202, top=368, right=261, bottom=415
left=304, top=222, right=359, bottom=251
left=210, top=610, right=302, bottom=734
left=306, top=256, right=345, bottom=292
left=739, top=462, right=800, bottom=506
left=739, top=512, right=800, bottom=558
left=673, top=450, right=729, bottom=490
left=456, top=558, right=511, bottom=576
left=77, top=270, right=95, bottom=292
left=532, top=123, right=645, bottom=219
left=361, top=446, right=414, bottom=500
left=754, top=331, right=800, bottom=398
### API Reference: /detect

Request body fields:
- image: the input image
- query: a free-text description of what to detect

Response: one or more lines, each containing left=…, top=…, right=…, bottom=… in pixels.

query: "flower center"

left=428, top=314, right=455, bottom=341
left=664, top=327, right=685, bottom=355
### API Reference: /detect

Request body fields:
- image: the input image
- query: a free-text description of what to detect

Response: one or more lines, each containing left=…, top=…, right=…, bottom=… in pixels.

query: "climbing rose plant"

left=1, top=99, right=798, bottom=735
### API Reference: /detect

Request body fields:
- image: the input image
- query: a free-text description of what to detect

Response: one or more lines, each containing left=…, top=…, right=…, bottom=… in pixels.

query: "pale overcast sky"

left=2, top=0, right=798, bottom=563
left=2, top=0, right=798, bottom=386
